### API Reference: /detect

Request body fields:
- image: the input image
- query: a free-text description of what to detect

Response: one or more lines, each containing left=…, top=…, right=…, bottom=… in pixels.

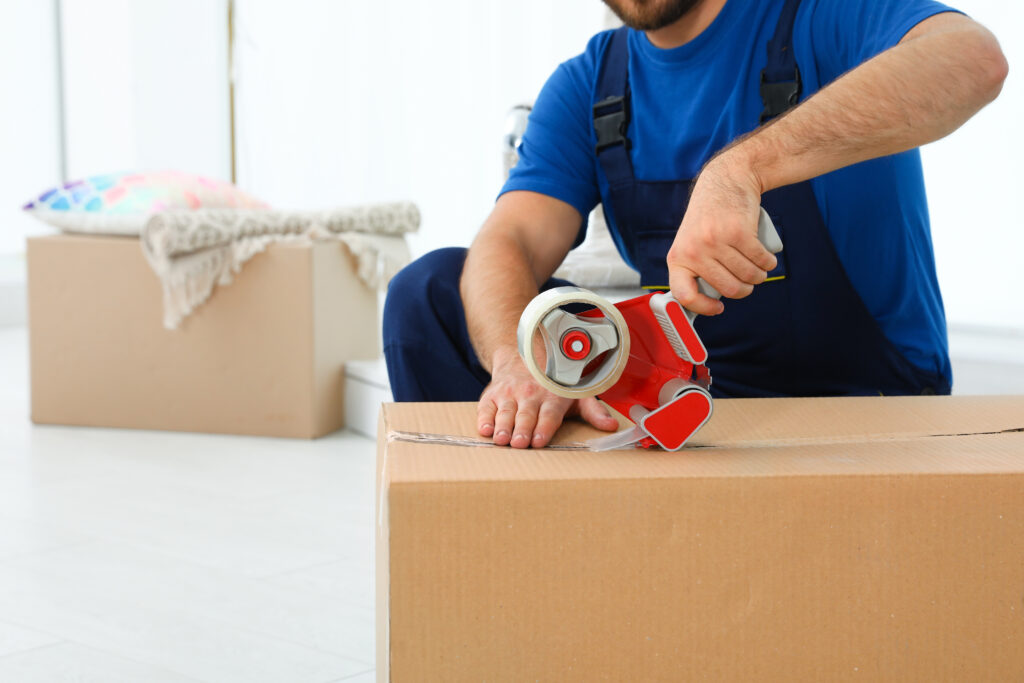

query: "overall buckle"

left=593, top=95, right=629, bottom=150
left=759, top=67, right=802, bottom=123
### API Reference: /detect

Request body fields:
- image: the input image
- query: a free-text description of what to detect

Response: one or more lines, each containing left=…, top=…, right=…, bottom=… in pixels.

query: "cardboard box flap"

left=690, top=394, right=1024, bottom=447
left=381, top=396, right=1024, bottom=484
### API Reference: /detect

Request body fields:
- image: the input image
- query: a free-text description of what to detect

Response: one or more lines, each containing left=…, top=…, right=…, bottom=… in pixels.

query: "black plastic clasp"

left=593, top=95, right=629, bottom=151
left=759, top=67, right=802, bottom=123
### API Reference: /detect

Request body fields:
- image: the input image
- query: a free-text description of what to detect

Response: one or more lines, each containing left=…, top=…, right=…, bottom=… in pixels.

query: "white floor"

left=0, top=327, right=377, bottom=682
left=1, top=324, right=1022, bottom=683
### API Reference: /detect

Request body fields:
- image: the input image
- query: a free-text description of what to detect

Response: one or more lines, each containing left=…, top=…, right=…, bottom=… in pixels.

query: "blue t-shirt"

left=501, top=0, right=956, bottom=385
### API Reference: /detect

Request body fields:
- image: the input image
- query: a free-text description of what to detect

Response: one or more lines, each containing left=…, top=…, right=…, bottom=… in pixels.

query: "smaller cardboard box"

left=377, top=396, right=1024, bottom=682
left=28, top=234, right=377, bottom=438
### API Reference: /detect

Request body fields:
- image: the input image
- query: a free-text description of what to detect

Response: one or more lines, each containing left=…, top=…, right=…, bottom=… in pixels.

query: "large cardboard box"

left=28, top=234, right=377, bottom=437
left=377, top=396, right=1024, bottom=681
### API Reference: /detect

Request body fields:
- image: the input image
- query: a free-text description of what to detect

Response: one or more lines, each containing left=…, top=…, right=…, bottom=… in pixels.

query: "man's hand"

left=667, top=156, right=777, bottom=316
left=462, top=191, right=618, bottom=448
left=477, top=346, right=618, bottom=449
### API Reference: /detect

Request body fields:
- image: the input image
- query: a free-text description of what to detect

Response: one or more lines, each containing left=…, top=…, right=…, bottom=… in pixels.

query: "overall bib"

left=592, top=1, right=949, bottom=398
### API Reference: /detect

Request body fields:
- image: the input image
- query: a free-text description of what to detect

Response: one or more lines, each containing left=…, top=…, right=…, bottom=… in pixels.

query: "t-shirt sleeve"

left=498, top=58, right=601, bottom=223
left=806, top=0, right=961, bottom=85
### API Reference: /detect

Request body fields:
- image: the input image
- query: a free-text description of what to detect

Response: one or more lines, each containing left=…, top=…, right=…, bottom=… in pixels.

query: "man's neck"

left=645, top=0, right=728, bottom=49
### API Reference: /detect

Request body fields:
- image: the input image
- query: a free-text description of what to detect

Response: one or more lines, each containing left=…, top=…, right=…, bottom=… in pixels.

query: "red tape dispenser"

left=516, top=208, right=782, bottom=451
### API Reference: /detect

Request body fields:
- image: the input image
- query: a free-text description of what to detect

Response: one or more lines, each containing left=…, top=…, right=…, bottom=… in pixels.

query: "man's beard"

left=601, top=0, right=702, bottom=31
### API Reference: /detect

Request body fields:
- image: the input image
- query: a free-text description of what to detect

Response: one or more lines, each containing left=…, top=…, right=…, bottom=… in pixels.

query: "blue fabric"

left=383, top=248, right=491, bottom=402
left=501, top=0, right=956, bottom=386
left=383, top=248, right=576, bottom=402
left=762, top=0, right=802, bottom=82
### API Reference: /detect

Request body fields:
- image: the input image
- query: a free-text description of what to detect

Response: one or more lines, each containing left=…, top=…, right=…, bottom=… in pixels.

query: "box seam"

left=387, top=469, right=1024, bottom=488
left=384, top=427, right=1024, bottom=451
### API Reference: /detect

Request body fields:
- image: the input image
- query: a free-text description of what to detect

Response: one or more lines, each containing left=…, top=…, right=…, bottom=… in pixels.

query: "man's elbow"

left=969, top=29, right=1009, bottom=105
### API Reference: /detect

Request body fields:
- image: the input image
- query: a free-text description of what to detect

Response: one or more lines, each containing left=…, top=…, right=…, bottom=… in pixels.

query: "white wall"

left=60, top=0, right=231, bottom=181
left=232, top=0, right=607, bottom=258
left=0, top=0, right=62, bottom=255
left=922, top=1, right=1024, bottom=332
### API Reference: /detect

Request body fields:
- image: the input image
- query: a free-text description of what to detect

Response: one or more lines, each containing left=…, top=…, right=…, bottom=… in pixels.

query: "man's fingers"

left=736, top=230, right=778, bottom=273
left=476, top=397, right=496, bottom=437
left=721, top=246, right=768, bottom=286
left=579, top=397, right=619, bottom=432
left=493, top=398, right=517, bottom=446
left=511, top=400, right=540, bottom=449
left=706, top=259, right=754, bottom=300
left=676, top=287, right=724, bottom=316
left=532, top=399, right=570, bottom=449
left=671, top=267, right=725, bottom=316
left=670, top=267, right=724, bottom=316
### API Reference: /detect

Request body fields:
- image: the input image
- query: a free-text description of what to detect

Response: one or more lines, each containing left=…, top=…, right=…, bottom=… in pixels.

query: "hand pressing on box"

left=477, top=346, right=618, bottom=449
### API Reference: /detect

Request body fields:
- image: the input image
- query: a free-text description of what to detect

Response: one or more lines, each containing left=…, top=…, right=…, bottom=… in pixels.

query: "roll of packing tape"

left=516, top=286, right=630, bottom=399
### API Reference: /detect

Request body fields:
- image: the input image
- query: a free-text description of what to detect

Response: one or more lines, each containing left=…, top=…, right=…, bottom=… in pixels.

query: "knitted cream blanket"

left=142, top=202, right=420, bottom=329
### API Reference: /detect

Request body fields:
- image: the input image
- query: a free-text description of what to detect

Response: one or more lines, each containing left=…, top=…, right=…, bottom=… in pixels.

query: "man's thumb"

left=580, top=398, right=619, bottom=432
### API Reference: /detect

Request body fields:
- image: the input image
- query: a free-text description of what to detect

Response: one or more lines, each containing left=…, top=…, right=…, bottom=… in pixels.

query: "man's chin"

left=601, top=0, right=702, bottom=31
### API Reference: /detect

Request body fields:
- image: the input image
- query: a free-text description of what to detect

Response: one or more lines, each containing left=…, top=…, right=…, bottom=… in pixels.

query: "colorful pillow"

left=22, top=170, right=269, bottom=235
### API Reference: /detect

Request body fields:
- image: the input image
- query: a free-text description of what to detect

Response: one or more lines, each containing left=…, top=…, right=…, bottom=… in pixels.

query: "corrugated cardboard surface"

left=27, top=235, right=377, bottom=437
left=378, top=396, right=1024, bottom=682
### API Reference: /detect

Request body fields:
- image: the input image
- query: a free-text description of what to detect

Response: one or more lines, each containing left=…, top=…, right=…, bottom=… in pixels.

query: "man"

left=383, top=0, right=1007, bottom=449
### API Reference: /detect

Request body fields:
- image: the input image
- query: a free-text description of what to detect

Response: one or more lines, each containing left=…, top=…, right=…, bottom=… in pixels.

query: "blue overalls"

left=383, top=0, right=950, bottom=402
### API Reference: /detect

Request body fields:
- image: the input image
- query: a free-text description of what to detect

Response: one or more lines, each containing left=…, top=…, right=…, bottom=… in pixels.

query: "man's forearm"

left=461, top=191, right=581, bottom=374
left=717, top=13, right=1007, bottom=194
left=461, top=229, right=540, bottom=373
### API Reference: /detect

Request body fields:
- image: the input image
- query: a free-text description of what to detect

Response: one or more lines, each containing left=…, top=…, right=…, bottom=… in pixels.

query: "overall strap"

left=593, top=26, right=634, bottom=187
left=760, top=0, right=804, bottom=123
